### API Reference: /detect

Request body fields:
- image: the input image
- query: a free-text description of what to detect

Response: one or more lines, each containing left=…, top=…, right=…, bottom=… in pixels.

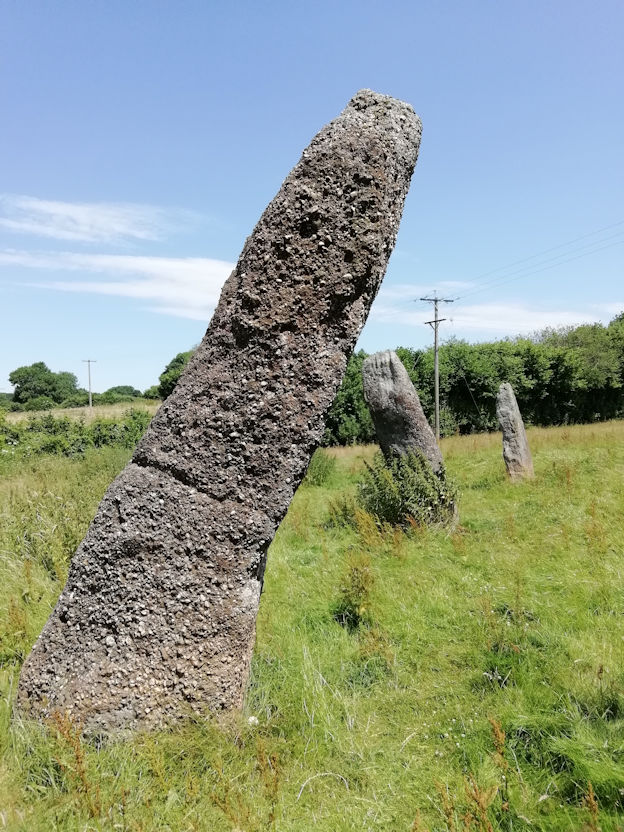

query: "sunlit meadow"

left=0, top=422, right=622, bottom=830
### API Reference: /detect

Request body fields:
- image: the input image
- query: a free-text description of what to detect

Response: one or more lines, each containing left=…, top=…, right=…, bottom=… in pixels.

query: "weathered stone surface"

left=496, top=382, right=534, bottom=479
left=18, top=90, right=422, bottom=733
left=362, top=350, right=443, bottom=473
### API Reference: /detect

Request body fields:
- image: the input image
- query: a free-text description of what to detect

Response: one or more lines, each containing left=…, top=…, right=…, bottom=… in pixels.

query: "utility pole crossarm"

left=416, top=293, right=454, bottom=443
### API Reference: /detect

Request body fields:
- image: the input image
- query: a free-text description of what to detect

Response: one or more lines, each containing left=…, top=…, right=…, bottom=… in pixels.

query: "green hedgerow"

left=358, top=450, right=457, bottom=527
left=0, top=409, right=153, bottom=459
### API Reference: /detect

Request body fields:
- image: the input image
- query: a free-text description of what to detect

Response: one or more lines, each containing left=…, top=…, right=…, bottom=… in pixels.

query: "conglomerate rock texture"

left=496, top=382, right=534, bottom=479
left=362, top=350, right=443, bottom=473
left=18, top=90, right=422, bottom=733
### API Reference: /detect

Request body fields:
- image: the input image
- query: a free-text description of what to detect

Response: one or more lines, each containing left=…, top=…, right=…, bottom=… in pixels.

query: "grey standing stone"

left=362, top=350, right=444, bottom=473
left=17, top=90, right=422, bottom=733
left=496, top=382, right=534, bottom=479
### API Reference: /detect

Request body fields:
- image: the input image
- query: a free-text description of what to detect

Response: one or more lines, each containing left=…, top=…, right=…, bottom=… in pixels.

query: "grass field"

left=3, top=400, right=160, bottom=424
left=0, top=423, right=623, bottom=830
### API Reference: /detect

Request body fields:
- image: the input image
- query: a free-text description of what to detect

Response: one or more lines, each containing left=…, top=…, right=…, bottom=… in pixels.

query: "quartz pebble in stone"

left=362, top=350, right=443, bottom=473
left=496, top=382, right=534, bottom=479
left=17, top=90, right=422, bottom=733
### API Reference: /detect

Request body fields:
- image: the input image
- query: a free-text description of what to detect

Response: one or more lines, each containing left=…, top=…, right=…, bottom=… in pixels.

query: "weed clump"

left=358, top=451, right=457, bottom=528
left=327, top=493, right=357, bottom=528
left=332, top=553, right=374, bottom=631
left=303, top=449, right=337, bottom=487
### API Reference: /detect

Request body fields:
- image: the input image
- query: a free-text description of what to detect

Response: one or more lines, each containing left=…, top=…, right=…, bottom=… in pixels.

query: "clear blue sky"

left=1, top=0, right=622, bottom=393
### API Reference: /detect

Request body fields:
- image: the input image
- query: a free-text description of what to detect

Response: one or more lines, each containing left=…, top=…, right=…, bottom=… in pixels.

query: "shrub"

left=0, top=413, right=21, bottom=447
left=23, top=395, right=57, bottom=411
left=0, top=409, right=152, bottom=458
left=23, top=414, right=93, bottom=456
left=327, top=494, right=357, bottom=528
left=25, top=414, right=73, bottom=435
left=91, top=409, right=152, bottom=449
left=60, top=391, right=90, bottom=408
left=332, top=553, right=374, bottom=631
left=121, top=408, right=152, bottom=445
left=92, top=392, right=129, bottom=405
left=358, top=451, right=457, bottom=527
left=104, top=385, right=142, bottom=398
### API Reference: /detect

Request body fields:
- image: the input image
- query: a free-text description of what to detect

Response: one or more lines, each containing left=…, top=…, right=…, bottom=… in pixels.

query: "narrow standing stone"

left=362, top=350, right=444, bottom=473
left=496, top=382, right=534, bottom=479
left=18, top=90, right=422, bottom=733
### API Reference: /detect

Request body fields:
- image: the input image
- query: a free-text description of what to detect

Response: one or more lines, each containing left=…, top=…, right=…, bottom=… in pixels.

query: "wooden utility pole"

left=82, top=359, right=96, bottom=410
left=419, top=294, right=454, bottom=442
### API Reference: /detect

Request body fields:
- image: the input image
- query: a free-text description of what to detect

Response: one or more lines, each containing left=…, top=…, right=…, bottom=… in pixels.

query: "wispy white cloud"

left=0, top=249, right=234, bottom=320
left=450, top=303, right=611, bottom=334
left=0, top=195, right=196, bottom=243
left=3, top=246, right=622, bottom=331
left=371, top=297, right=622, bottom=337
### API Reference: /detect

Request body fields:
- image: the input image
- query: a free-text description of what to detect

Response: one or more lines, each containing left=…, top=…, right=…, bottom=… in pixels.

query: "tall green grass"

left=0, top=423, right=623, bottom=830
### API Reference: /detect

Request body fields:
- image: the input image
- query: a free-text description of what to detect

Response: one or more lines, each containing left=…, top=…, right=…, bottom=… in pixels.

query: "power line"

left=407, top=220, right=623, bottom=308
left=460, top=371, right=485, bottom=427
left=455, top=218, right=624, bottom=298
left=406, top=219, right=623, bottom=313
left=454, top=235, right=624, bottom=302
left=404, top=222, right=623, bottom=439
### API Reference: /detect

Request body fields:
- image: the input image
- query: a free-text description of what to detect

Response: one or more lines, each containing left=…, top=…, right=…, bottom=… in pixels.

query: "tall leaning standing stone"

left=362, top=350, right=444, bottom=473
left=18, top=90, right=422, bottom=733
left=496, top=382, right=534, bottom=479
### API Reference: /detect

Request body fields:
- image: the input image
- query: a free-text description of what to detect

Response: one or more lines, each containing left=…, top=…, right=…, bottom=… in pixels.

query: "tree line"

left=1, top=352, right=194, bottom=412
left=322, top=313, right=624, bottom=444
left=4, top=315, right=624, bottom=438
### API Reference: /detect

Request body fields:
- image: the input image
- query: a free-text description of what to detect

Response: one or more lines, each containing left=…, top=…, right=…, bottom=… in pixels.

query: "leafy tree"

left=9, top=362, right=78, bottom=405
left=143, top=385, right=161, bottom=400
left=608, top=312, right=624, bottom=386
left=537, top=321, right=623, bottom=421
left=158, top=351, right=194, bottom=399
left=9, top=362, right=55, bottom=403
left=322, top=351, right=375, bottom=445
left=52, top=371, right=79, bottom=403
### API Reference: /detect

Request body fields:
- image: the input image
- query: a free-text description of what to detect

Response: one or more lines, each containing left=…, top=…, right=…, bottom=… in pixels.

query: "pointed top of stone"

left=348, top=88, right=421, bottom=117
